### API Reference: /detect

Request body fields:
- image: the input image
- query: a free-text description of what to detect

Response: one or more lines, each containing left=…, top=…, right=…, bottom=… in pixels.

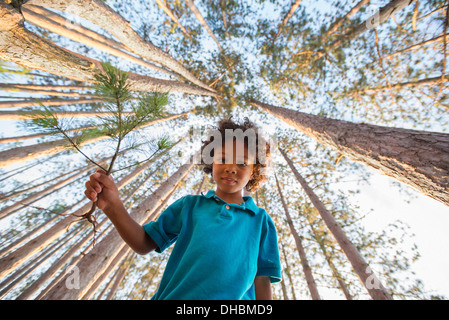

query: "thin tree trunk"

left=279, top=148, right=393, bottom=300
left=384, top=33, right=449, bottom=59
left=0, top=124, right=97, bottom=144
left=0, top=149, right=167, bottom=280
left=81, top=245, right=131, bottom=300
left=0, top=162, right=98, bottom=220
left=155, top=0, right=192, bottom=40
left=40, top=158, right=194, bottom=299
left=0, top=224, right=84, bottom=298
left=352, top=75, right=449, bottom=95
left=195, top=173, right=206, bottom=195
left=0, top=3, right=217, bottom=97
left=0, top=110, right=134, bottom=121
left=324, top=0, right=414, bottom=54
left=18, top=173, right=152, bottom=300
left=274, top=172, right=321, bottom=300
left=184, top=0, right=224, bottom=53
left=274, top=0, right=303, bottom=41
left=0, top=112, right=186, bottom=168
left=306, top=212, right=353, bottom=300
left=24, top=0, right=216, bottom=93
left=0, top=98, right=102, bottom=109
left=23, top=5, right=129, bottom=52
left=324, top=0, right=371, bottom=38
left=251, top=100, right=449, bottom=207
left=22, top=6, right=178, bottom=77
left=0, top=84, right=90, bottom=91
left=104, top=251, right=135, bottom=300
left=280, top=242, right=297, bottom=300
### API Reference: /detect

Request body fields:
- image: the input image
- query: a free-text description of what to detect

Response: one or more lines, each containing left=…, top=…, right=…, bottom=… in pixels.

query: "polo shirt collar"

left=201, top=190, right=259, bottom=215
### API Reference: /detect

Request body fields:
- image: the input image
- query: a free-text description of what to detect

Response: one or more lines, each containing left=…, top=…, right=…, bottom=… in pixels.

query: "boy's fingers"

left=92, top=171, right=114, bottom=188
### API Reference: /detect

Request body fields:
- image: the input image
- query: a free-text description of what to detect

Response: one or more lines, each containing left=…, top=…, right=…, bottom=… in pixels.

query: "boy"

left=84, top=117, right=282, bottom=299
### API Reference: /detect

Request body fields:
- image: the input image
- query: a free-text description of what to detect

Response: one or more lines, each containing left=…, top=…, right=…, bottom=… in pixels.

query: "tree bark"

left=274, top=172, right=321, bottom=300
left=0, top=110, right=134, bottom=121
left=155, top=0, right=192, bottom=40
left=384, top=33, right=449, bottom=59
left=274, top=0, right=303, bottom=41
left=0, top=98, right=102, bottom=109
left=0, top=3, right=217, bottom=97
left=306, top=213, right=353, bottom=300
left=0, top=112, right=186, bottom=168
left=323, top=0, right=370, bottom=38
left=352, top=75, right=449, bottom=95
left=325, top=0, right=415, bottom=54
left=0, top=162, right=97, bottom=220
left=22, top=6, right=178, bottom=77
left=279, top=148, right=393, bottom=300
left=0, top=124, right=97, bottom=144
left=184, top=0, right=224, bottom=53
left=251, top=100, right=449, bottom=207
left=18, top=168, right=157, bottom=300
left=23, top=0, right=216, bottom=93
left=40, top=158, right=194, bottom=299
left=0, top=148, right=168, bottom=280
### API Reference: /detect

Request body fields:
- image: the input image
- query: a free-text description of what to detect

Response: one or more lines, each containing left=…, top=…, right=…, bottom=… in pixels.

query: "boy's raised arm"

left=85, top=170, right=158, bottom=255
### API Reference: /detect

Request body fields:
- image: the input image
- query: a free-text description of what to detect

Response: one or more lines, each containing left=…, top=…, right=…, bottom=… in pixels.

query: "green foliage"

left=94, top=62, right=132, bottom=102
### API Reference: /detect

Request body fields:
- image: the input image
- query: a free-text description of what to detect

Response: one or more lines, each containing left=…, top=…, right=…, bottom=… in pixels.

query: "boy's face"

left=212, top=139, right=255, bottom=195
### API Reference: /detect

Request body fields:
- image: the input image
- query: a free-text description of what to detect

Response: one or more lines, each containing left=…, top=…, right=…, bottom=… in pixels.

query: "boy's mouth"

left=221, top=177, right=236, bottom=184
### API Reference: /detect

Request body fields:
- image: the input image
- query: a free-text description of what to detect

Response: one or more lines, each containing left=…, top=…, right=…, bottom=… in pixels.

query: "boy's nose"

left=225, top=166, right=237, bottom=174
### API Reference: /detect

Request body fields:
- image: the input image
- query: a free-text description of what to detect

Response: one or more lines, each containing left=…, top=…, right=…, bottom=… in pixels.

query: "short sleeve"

left=143, top=196, right=185, bottom=253
left=256, top=213, right=282, bottom=283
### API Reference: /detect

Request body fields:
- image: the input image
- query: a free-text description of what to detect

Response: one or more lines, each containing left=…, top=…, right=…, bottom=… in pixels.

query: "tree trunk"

left=280, top=242, right=297, bottom=300
left=23, top=0, right=215, bottom=93
left=274, top=172, right=321, bottom=300
left=306, top=212, right=353, bottom=300
left=251, top=100, right=449, bottom=207
left=353, top=75, right=449, bottom=95
left=0, top=83, right=94, bottom=97
left=17, top=170, right=155, bottom=300
left=0, top=110, right=134, bottom=121
left=0, top=224, right=84, bottom=299
left=274, top=0, right=303, bottom=41
left=384, top=33, right=449, bottom=59
left=0, top=98, right=102, bottom=109
left=0, top=112, right=186, bottom=168
left=323, top=0, right=370, bottom=38
left=0, top=3, right=217, bottom=97
left=155, top=0, right=192, bottom=40
left=184, top=0, right=224, bottom=53
left=40, top=158, right=194, bottom=299
left=22, top=6, right=178, bottom=77
left=0, top=124, right=97, bottom=144
left=0, top=162, right=98, bottom=220
left=279, top=148, right=393, bottom=300
left=22, top=5, right=128, bottom=52
left=0, top=149, right=167, bottom=280
left=0, top=84, right=90, bottom=91
left=325, top=0, right=415, bottom=54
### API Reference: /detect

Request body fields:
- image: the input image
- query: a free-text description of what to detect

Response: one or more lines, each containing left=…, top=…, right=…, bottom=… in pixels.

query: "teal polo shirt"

left=143, top=190, right=282, bottom=300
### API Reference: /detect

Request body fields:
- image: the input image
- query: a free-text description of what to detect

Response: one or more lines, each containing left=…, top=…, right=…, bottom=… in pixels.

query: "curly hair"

left=200, top=117, right=271, bottom=192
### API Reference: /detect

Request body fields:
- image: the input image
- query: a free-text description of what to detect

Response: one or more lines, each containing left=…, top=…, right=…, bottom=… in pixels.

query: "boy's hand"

left=85, top=169, right=121, bottom=213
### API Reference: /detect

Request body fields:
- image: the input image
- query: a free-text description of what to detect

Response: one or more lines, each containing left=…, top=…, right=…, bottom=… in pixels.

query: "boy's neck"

left=214, top=188, right=244, bottom=205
